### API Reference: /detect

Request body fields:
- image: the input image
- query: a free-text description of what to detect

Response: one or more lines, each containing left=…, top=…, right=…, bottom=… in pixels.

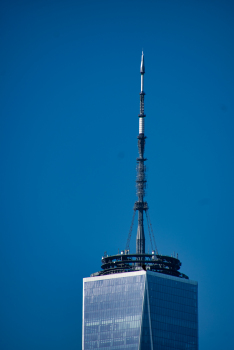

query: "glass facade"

left=83, top=272, right=145, bottom=350
left=145, top=272, right=198, bottom=350
left=83, top=271, right=198, bottom=350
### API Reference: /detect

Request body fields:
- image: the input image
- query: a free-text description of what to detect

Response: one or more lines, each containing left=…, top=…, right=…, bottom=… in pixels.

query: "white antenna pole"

left=139, top=51, right=145, bottom=134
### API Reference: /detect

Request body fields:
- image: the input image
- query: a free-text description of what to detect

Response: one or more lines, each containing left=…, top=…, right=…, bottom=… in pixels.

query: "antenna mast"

left=135, top=51, right=148, bottom=254
left=91, top=52, right=189, bottom=279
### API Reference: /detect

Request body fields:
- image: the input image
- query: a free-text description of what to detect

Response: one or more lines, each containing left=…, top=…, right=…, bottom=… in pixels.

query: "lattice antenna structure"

left=134, top=51, right=148, bottom=254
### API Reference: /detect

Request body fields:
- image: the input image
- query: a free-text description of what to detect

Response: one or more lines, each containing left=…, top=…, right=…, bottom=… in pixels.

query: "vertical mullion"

left=146, top=273, right=153, bottom=350
left=138, top=272, right=146, bottom=350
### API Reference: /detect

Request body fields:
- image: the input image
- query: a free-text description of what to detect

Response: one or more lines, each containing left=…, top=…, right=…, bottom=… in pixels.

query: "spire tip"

left=140, top=51, right=145, bottom=74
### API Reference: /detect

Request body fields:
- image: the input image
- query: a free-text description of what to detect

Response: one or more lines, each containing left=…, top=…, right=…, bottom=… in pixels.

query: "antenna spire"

left=91, top=53, right=189, bottom=280
left=135, top=52, right=147, bottom=254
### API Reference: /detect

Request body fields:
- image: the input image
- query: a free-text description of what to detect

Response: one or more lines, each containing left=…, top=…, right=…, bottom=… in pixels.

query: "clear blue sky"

left=1, top=0, right=234, bottom=349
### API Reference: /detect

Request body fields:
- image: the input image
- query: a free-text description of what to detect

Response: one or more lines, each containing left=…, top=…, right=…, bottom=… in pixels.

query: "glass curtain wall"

left=83, top=273, right=146, bottom=350
left=83, top=271, right=198, bottom=350
left=146, top=273, right=198, bottom=350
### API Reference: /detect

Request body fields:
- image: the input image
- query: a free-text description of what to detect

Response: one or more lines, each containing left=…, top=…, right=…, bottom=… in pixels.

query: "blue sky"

left=1, top=0, right=234, bottom=349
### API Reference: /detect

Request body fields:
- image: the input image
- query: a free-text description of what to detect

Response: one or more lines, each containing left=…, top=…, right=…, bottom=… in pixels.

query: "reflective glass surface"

left=83, top=274, right=145, bottom=350
left=83, top=272, right=198, bottom=350
left=146, top=273, right=198, bottom=350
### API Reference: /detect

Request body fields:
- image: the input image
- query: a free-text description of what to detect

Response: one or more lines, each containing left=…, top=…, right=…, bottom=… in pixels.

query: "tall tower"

left=82, top=53, right=198, bottom=350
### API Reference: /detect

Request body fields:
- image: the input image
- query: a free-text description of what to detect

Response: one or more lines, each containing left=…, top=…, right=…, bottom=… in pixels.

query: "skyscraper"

left=82, top=53, right=198, bottom=350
